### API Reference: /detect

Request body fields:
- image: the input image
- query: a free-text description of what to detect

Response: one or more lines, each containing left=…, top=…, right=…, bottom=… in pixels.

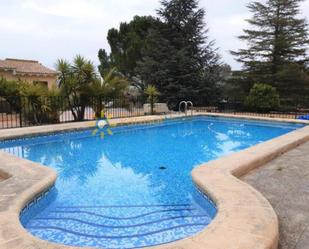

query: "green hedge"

left=245, top=83, right=280, bottom=112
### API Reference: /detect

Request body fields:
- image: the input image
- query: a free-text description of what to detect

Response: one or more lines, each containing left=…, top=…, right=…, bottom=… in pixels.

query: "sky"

left=0, top=0, right=309, bottom=70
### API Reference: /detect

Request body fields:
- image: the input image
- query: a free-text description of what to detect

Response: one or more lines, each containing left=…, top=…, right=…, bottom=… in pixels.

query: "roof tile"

left=0, top=58, right=58, bottom=75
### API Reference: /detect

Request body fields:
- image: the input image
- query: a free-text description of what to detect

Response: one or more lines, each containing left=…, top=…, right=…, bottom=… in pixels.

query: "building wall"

left=0, top=71, right=57, bottom=89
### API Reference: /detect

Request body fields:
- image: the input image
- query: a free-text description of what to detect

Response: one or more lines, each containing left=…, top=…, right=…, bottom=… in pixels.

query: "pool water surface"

left=0, top=116, right=304, bottom=249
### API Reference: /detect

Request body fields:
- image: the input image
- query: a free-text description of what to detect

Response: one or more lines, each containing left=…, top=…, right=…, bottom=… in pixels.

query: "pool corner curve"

left=0, top=113, right=309, bottom=249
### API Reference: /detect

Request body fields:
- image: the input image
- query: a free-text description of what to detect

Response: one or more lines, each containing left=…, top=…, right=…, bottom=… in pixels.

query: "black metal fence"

left=171, top=95, right=309, bottom=119
left=0, top=96, right=146, bottom=129
left=0, top=95, right=309, bottom=129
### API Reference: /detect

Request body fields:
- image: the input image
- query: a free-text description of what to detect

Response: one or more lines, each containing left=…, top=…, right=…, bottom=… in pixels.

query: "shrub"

left=20, top=84, right=61, bottom=124
left=0, top=78, right=61, bottom=124
left=245, top=83, right=280, bottom=112
left=0, top=78, right=23, bottom=112
left=0, top=77, right=20, bottom=96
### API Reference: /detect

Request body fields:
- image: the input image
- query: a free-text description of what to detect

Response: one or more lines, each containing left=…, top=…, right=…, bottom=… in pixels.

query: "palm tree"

left=145, top=85, right=159, bottom=115
left=56, top=55, right=98, bottom=121
left=87, top=67, right=128, bottom=117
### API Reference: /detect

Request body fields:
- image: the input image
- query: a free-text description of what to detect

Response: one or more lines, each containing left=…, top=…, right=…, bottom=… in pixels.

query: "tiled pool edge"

left=0, top=114, right=308, bottom=249
left=190, top=124, right=309, bottom=248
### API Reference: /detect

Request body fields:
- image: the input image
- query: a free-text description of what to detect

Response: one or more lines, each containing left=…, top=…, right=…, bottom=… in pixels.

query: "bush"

left=0, top=78, right=23, bottom=112
left=20, top=84, right=61, bottom=125
left=0, top=77, right=20, bottom=96
left=245, top=83, right=280, bottom=112
left=0, top=78, right=61, bottom=124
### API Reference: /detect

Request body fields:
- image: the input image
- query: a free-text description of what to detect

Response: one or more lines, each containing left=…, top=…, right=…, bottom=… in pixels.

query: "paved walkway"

left=244, top=142, right=309, bottom=249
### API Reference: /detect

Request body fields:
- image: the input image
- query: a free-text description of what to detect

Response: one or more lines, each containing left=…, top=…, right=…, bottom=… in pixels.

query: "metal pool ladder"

left=179, top=101, right=194, bottom=116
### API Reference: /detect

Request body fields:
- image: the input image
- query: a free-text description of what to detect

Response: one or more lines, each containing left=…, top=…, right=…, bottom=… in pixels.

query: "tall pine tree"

left=137, top=0, right=222, bottom=105
left=231, top=0, right=309, bottom=103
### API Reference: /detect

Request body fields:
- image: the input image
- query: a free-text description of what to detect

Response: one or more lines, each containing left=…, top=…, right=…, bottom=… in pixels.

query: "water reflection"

left=1, top=118, right=296, bottom=206
left=2, top=118, right=300, bottom=249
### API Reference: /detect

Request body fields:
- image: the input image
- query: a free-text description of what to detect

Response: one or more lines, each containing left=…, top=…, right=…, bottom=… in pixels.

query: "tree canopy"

left=57, top=55, right=128, bottom=121
left=231, top=0, right=309, bottom=102
left=98, top=16, right=159, bottom=80
left=98, top=0, right=222, bottom=105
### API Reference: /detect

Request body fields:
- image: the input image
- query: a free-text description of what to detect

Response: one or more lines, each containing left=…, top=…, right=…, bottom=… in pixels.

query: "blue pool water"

left=0, top=116, right=304, bottom=249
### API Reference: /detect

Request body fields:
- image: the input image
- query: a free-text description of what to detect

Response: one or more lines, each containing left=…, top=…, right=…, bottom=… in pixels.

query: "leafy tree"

left=216, top=64, right=240, bottom=102
left=98, top=16, right=160, bottom=85
left=98, top=49, right=113, bottom=78
left=275, top=63, right=309, bottom=106
left=231, top=0, right=309, bottom=101
left=245, top=83, right=280, bottom=112
left=137, top=0, right=222, bottom=105
left=56, top=55, right=98, bottom=121
left=136, top=25, right=175, bottom=94
left=144, top=85, right=160, bottom=115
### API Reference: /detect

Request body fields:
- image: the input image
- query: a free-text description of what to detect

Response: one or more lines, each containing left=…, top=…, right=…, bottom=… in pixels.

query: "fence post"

left=294, top=102, right=298, bottom=119
left=19, top=96, right=23, bottom=128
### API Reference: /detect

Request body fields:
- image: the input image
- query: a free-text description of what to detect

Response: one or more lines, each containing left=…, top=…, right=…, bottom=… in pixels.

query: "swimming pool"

left=0, top=116, right=304, bottom=249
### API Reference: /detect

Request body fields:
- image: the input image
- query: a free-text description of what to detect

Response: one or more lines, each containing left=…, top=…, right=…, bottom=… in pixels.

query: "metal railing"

left=0, top=95, right=308, bottom=129
left=0, top=96, right=146, bottom=129
left=179, top=101, right=193, bottom=116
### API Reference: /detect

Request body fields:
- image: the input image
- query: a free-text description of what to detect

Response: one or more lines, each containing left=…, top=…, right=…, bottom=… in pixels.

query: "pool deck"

left=0, top=113, right=309, bottom=249
left=244, top=141, right=309, bottom=249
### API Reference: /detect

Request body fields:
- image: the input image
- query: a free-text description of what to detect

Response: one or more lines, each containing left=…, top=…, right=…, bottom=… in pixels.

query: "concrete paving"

left=244, top=142, right=309, bottom=249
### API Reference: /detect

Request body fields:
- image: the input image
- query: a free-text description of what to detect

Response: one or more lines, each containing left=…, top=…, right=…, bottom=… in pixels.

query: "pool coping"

left=0, top=113, right=309, bottom=249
